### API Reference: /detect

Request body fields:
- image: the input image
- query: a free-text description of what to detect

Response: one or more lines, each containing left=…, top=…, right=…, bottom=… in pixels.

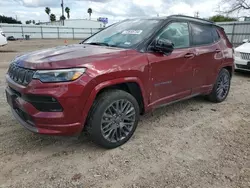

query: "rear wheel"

left=207, top=68, right=231, bottom=103
left=86, top=89, right=140, bottom=149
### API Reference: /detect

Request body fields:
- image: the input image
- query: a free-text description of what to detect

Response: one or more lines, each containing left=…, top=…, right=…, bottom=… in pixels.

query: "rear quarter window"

left=190, top=23, right=214, bottom=46
left=212, top=27, right=220, bottom=42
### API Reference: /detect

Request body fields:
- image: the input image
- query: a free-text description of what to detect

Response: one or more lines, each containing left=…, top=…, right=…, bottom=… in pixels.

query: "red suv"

left=6, top=16, right=234, bottom=148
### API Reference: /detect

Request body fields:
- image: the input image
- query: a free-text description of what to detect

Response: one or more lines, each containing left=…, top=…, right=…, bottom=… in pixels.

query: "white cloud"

left=0, top=0, right=242, bottom=24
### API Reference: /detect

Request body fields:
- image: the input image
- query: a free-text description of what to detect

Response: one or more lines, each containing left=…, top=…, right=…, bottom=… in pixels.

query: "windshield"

left=84, top=19, right=162, bottom=48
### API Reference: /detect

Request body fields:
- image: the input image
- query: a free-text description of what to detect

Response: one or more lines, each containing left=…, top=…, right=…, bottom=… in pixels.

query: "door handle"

left=215, top=49, right=221, bottom=53
left=184, top=53, right=195, bottom=58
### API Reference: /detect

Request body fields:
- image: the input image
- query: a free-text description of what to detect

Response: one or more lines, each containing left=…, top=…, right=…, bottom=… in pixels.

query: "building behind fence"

left=217, top=21, right=250, bottom=47
left=39, top=19, right=104, bottom=28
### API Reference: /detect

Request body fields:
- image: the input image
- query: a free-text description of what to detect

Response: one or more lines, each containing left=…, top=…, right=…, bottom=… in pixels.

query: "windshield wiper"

left=85, top=42, right=111, bottom=47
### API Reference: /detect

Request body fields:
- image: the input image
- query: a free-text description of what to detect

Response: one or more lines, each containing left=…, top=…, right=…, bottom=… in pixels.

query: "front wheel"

left=86, top=90, right=140, bottom=149
left=207, top=68, right=231, bottom=103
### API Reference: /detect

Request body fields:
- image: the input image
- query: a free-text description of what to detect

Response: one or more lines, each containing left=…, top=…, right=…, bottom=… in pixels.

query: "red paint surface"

left=6, top=28, right=234, bottom=136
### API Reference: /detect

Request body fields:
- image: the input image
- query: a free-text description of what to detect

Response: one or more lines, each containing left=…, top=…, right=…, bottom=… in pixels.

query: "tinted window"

left=212, top=27, right=220, bottom=42
left=157, top=22, right=190, bottom=49
left=191, top=23, right=214, bottom=46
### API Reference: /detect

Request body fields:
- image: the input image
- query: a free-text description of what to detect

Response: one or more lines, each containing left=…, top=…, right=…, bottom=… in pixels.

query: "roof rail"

left=169, top=15, right=215, bottom=24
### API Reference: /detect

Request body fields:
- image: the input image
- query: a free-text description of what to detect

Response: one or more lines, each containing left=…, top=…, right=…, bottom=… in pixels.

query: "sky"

left=0, top=0, right=239, bottom=24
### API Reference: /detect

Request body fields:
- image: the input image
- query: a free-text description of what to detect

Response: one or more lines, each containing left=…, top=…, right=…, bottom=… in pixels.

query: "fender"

left=217, top=63, right=234, bottom=76
left=80, top=77, right=148, bottom=129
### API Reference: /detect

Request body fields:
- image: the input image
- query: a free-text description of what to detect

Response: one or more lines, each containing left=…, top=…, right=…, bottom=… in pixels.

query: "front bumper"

left=5, top=74, right=93, bottom=136
left=234, top=56, right=250, bottom=71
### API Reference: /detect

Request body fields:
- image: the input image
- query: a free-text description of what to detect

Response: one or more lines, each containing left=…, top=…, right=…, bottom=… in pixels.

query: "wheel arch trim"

left=80, top=77, right=147, bottom=130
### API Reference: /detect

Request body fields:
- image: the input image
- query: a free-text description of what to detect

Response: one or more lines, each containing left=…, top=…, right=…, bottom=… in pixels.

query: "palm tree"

left=60, top=15, right=66, bottom=21
left=87, top=8, right=92, bottom=20
left=50, top=14, right=56, bottom=22
left=65, top=7, right=70, bottom=19
left=25, top=20, right=31, bottom=24
left=45, top=7, right=51, bottom=21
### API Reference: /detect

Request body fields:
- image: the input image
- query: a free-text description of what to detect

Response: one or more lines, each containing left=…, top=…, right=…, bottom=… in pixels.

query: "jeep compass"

left=6, top=15, right=234, bottom=148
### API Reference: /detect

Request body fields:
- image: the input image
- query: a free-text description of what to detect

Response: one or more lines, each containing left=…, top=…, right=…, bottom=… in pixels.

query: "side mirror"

left=154, top=39, right=174, bottom=54
left=243, top=39, right=249, bottom=43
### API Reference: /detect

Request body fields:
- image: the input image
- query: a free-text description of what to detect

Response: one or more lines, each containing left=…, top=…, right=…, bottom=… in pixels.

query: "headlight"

left=234, top=51, right=241, bottom=58
left=33, top=68, right=86, bottom=83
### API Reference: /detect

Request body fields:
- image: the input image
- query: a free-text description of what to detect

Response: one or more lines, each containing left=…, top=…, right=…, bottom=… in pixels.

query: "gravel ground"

left=0, top=40, right=249, bottom=188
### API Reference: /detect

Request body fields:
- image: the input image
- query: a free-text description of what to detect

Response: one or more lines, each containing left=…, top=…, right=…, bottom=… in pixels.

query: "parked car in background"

left=5, top=15, right=234, bottom=148
left=0, top=28, right=7, bottom=46
left=234, top=39, right=250, bottom=71
left=7, top=36, right=17, bottom=41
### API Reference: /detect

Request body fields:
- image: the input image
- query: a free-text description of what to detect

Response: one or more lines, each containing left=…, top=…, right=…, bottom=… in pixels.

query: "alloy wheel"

left=216, top=72, right=230, bottom=100
left=101, top=99, right=136, bottom=143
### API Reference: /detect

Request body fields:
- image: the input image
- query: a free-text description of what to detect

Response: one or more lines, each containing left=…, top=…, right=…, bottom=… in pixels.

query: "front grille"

left=236, top=64, right=250, bottom=70
left=8, top=64, right=35, bottom=86
left=240, top=53, right=250, bottom=60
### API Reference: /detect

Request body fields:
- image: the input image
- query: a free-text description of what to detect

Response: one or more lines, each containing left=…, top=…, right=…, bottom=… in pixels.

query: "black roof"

left=139, top=15, right=214, bottom=24
left=168, top=15, right=214, bottom=24
left=124, top=15, right=222, bottom=28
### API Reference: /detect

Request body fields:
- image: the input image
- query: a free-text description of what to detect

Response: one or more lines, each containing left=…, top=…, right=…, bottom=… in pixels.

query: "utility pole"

left=61, top=0, right=65, bottom=26
left=194, top=11, right=199, bottom=18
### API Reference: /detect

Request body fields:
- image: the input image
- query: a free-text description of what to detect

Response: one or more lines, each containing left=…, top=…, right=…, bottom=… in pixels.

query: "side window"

left=191, top=23, right=214, bottom=46
left=212, top=27, right=220, bottom=42
left=157, top=22, right=190, bottom=49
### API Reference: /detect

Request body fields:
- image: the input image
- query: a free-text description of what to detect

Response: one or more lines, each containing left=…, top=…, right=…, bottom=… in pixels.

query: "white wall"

left=64, top=19, right=104, bottom=28
left=0, top=23, right=102, bottom=39
left=40, top=19, right=104, bottom=28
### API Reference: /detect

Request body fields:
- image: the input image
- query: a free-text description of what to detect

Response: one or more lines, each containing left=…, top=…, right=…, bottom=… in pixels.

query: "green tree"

left=65, top=7, right=70, bottom=19
left=45, top=7, right=51, bottom=21
left=0, top=15, right=22, bottom=24
left=60, top=15, right=66, bottom=21
left=26, top=20, right=31, bottom=24
left=50, top=14, right=56, bottom=22
left=209, top=15, right=237, bottom=22
left=32, top=20, right=35, bottom=24
left=88, top=8, right=92, bottom=20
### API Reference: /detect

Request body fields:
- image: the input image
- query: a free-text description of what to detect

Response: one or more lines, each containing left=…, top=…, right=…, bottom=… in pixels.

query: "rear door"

left=190, top=23, right=224, bottom=94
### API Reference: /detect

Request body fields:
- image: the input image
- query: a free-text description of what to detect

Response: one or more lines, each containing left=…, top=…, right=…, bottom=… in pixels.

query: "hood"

left=14, top=44, right=129, bottom=69
left=235, top=42, right=250, bottom=53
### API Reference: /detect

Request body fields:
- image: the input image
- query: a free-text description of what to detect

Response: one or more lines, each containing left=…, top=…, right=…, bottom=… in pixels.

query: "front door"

left=147, top=22, right=195, bottom=107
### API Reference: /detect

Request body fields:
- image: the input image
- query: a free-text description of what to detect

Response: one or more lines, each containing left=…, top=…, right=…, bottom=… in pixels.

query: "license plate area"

left=6, top=87, right=35, bottom=126
left=6, top=88, right=17, bottom=108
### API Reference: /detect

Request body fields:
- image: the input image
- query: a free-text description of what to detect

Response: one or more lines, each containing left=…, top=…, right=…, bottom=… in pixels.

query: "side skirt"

left=154, top=93, right=201, bottom=109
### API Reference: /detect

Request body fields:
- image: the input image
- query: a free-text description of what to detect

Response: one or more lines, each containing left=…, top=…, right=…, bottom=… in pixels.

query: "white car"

left=234, top=39, right=250, bottom=71
left=0, top=29, right=7, bottom=46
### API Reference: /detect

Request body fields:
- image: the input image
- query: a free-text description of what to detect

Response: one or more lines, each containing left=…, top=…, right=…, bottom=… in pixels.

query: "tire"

left=86, top=89, right=140, bottom=149
left=207, top=68, right=231, bottom=103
